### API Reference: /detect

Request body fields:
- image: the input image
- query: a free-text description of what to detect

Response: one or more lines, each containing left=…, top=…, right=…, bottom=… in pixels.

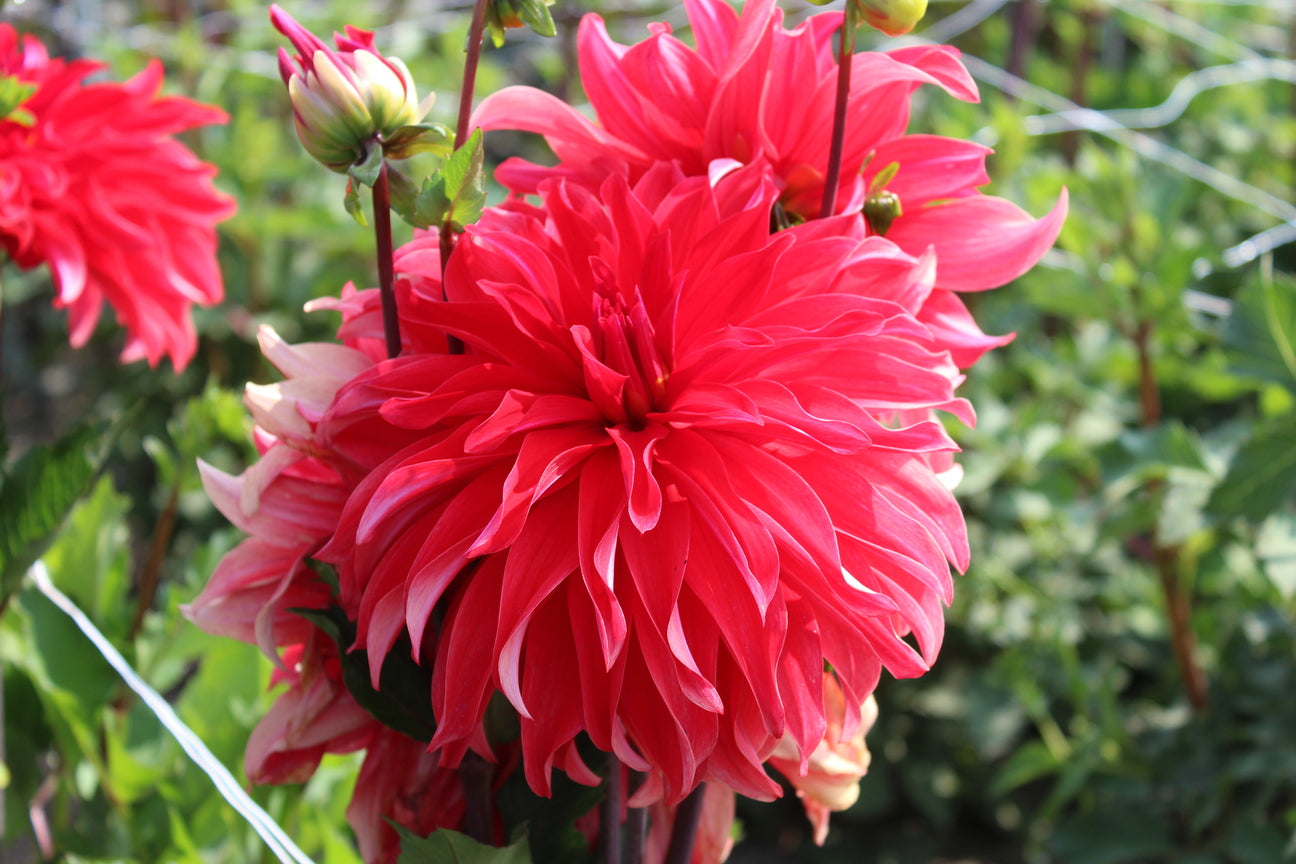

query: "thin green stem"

left=820, top=2, right=859, bottom=220
left=372, top=162, right=401, bottom=359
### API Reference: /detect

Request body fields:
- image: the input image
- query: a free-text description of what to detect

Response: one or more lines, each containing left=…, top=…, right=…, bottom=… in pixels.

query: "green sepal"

left=868, top=160, right=901, bottom=194
left=803, top=0, right=835, bottom=5
left=289, top=604, right=437, bottom=742
left=344, top=178, right=368, bottom=227
left=383, top=122, right=455, bottom=161
left=394, top=824, right=532, bottom=864
left=514, top=0, right=557, bottom=38
left=348, top=141, right=385, bottom=189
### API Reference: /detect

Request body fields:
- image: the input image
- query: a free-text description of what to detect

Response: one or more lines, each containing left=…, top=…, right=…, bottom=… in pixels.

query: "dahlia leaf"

left=389, top=166, right=443, bottom=230
left=1222, top=272, right=1296, bottom=389
left=290, top=604, right=438, bottom=741
left=441, top=128, right=487, bottom=230
left=0, top=423, right=106, bottom=610
left=1206, top=414, right=1296, bottom=522
left=393, top=824, right=532, bottom=864
left=496, top=760, right=603, bottom=864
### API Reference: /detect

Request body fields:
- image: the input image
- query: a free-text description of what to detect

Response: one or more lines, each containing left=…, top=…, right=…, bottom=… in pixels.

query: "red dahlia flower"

left=472, top=0, right=1066, bottom=366
left=189, top=285, right=479, bottom=863
left=0, top=25, right=233, bottom=369
left=314, top=161, right=975, bottom=805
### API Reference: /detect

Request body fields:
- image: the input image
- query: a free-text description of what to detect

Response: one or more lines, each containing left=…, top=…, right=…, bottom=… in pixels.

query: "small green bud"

left=864, top=190, right=903, bottom=236
left=852, top=0, right=928, bottom=36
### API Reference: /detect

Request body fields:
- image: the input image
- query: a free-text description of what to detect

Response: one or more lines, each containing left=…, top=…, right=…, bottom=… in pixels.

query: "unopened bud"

left=864, top=190, right=903, bottom=236
left=271, top=5, right=430, bottom=172
left=852, top=0, right=928, bottom=36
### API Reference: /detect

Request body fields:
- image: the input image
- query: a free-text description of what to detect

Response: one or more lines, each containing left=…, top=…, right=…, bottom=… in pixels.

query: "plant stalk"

left=372, top=161, right=401, bottom=359
left=599, top=756, right=623, bottom=864
left=1132, top=311, right=1208, bottom=712
left=624, top=771, right=647, bottom=864
left=438, top=0, right=491, bottom=357
left=460, top=751, right=495, bottom=844
left=820, top=2, right=859, bottom=220
left=663, top=784, right=707, bottom=864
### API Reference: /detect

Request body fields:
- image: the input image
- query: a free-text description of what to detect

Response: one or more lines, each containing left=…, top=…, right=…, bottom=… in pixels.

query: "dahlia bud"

left=270, top=5, right=429, bottom=172
left=0, top=75, right=36, bottom=126
left=852, top=0, right=928, bottom=36
left=864, top=189, right=903, bottom=236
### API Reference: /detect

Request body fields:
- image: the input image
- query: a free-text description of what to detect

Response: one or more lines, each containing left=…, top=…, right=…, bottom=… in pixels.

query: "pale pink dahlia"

left=315, top=161, right=975, bottom=805
left=0, top=25, right=234, bottom=369
left=472, top=0, right=1066, bottom=366
left=188, top=281, right=474, bottom=864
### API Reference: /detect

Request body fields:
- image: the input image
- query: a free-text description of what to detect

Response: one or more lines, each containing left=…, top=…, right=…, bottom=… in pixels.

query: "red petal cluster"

left=0, top=25, right=233, bottom=368
left=313, top=161, right=970, bottom=805
left=472, top=0, right=1067, bottom=367
left=193, top=1, right=1066, bottom=858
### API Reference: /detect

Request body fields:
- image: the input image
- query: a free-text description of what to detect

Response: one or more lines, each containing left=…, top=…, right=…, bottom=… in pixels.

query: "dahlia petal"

left=886, top=189, right=1069, bottom=292
left=871, top=135, right=991, bottom=206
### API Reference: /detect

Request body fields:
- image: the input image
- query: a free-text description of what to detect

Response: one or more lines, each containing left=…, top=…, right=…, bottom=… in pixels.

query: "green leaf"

left=441, top=129, right=487, bottom=230
left=989, top=740, right=1060, bottom=796
left=383, top=123, right=454, bottom=161
left=349, top=141, right=384, bottom=189
left=0, top=424, right=106, bottom=610
left=345, top=179, right=368, bottom=228
left=1206, top=413, right=1296, bottom=522
left=388, top=166, right=442, bottom=230
left=291, top=605, right=438, bottom=741
left=1221, top=273, right=1296, bottom=388
left=394, top=825, right=531, bottom=864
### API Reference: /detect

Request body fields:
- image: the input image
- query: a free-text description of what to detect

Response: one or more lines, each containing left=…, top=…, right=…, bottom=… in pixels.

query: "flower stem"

left=1131, top=295, right=1208, bottom=712
left=461, top=751, right=495, bottom=844
left=599, top=756, right=623, bottom=864
left=820, top=2, right=859, bottom=220
left=372, top=161, right=401, bottom=360
left=438, top=0, right=490, bottom=357
left=623, top=770, right=647, bottom=864
left=663, top=784, right=706, bottom=864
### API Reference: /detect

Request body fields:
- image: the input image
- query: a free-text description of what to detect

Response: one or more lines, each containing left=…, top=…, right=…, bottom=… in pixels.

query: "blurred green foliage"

left=1, top=0, right=1294, bottom=862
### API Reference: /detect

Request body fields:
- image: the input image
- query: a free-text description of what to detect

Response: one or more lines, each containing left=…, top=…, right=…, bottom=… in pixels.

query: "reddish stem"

left=372, top=162, right=401, bottom=359
left=1132, top=312, right=1208, bottom=712
left=599, top=757, right=623, bottom=864
left=663, top=784, right=706, bottom=864
left=820, top=3, right=859, bottom=220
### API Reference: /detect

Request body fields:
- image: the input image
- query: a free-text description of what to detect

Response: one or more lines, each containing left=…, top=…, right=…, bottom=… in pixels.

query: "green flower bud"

left=864, top=190, right=903, bottom=236
left=852, top=0, right=928, bottom=36
left=271, top=5, right=431, bottom=172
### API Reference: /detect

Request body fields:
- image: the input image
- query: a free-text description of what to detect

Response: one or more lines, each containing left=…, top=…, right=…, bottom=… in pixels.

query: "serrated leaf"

left=383, top=123, right=454, bottom=161
left=441, top=129, right=487, bottom=230
left=389, top=166, right=445, bottom=230
left=345, top=179, right=368, bottom=227
left=349, top=142, right=384, bottom=189
left=290, top=604, right=437, bottom=741
left=1206, top=414, right=1296, bottom=522
left=1222, top=273, right=1296, bottom=388
left=394, top=825, right=532, bottom=864
left=0, top=424, right=106, bottom=610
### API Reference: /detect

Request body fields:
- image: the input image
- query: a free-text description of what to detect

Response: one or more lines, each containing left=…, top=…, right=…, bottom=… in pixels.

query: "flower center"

left=586, top=261, right=670, bottom=429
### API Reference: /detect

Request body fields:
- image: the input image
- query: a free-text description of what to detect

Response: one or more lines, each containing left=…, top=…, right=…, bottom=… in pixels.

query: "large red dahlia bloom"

left=316, top=161, right=973, bottom=805
left=0, top=25, right=233, bottom=369
left=473, top=0, right=1066, bottom=366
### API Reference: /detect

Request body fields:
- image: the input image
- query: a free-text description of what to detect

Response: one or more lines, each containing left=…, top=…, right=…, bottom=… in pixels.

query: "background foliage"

left=1, top=0, right=1294, bottom=862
